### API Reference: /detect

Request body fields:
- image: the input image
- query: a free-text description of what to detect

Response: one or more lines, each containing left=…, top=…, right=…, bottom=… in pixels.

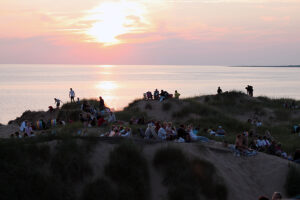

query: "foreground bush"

left=105, top=142, right=150, bottom=200
left=285, top=164, right=300, bottom=197
left=80, top=178, right=117, bottom=200
left=153, top=146, right=227, bottom=200
left=0, top=139, right=96, bottom=200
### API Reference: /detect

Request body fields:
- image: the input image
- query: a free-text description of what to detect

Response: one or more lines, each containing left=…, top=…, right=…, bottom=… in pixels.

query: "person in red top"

left=97, top=116, right=105, bottom=127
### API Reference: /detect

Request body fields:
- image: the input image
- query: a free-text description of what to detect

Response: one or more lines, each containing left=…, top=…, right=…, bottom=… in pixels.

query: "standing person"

left=174, top=90, right=180, bottom=99
left=24, top=122, right=33, bottom=137
left=154, top=89, right=159, bottom=100
left=245, top=85, right=250, bottom=95
left=69, top=88, right=75, bottom=103
left=99, top=96, right=105, bottom=111
left=249, top=85, right=254, bottom=97
left=217, top=86, right=222, bottom=94
left=54, top=98, right=62, bottom=109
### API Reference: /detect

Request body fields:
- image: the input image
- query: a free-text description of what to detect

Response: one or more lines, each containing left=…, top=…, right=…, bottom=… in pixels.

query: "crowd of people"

left=138, top=121, right=210, bottom=143
left=143, top=89, right=180, bottom=101
left=100, top=125, right=131, bottom=137
left=12, top=87, right=299, bottom=164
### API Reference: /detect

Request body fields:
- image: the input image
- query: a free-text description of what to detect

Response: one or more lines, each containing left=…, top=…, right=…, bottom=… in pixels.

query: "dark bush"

left=105, top=142, right=150, bottom=200
left=162, top=102, right=172, bottom=111
left=80, top=178, right=117, bottom=200
left=153, top=146, right=227, bottom=200
left=145, top=103, right=152, bottom=110
left=285, top=164, right=300, bottom=197
left=50, top=140, right=93, bottom=182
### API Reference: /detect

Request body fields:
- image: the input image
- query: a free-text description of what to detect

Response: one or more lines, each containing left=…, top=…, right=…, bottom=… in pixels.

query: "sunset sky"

left=1, top=0, right=300, bottom=65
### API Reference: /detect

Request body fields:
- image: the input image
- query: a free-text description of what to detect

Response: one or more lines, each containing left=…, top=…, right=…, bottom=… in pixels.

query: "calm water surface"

left=1, top=64, right=300, bottom=124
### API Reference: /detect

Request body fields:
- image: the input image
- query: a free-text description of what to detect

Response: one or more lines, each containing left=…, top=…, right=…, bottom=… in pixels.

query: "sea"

left=1, top=64, right=300, bottom=124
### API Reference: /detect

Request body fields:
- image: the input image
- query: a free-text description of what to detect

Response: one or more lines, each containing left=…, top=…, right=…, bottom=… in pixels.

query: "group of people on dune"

left=140, top=121, right=210, bottom=142
left=11, top=119, right=65, bottom=138
left=143, top=89, right=180, bottom=101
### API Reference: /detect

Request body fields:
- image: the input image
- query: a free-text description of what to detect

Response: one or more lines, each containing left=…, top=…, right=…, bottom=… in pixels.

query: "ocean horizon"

left=1, top=64, right=300, bottom=124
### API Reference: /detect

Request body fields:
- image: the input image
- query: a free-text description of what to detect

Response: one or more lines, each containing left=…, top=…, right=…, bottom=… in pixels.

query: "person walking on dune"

left=54, top=98, right=62, bottom=109
left=69, top=88, right=75, bottom=103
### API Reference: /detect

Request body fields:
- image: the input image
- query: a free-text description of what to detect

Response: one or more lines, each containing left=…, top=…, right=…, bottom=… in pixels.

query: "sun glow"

left=85, top=1, right=147, bottom=46
left=96, top=81, right=118, bottom=91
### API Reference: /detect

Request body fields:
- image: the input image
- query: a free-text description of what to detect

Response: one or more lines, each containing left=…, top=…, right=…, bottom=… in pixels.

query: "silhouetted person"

left=245, top=85, right=254, bottom=97
left=99, top=96, right=105, bottom=111
left=69, top=88, right=75, bottom=103
left=217, top=86, right=222, bottom=94
left=154, top=89, right=159, bottom=100
left=54, top=98, right=62, bottom=108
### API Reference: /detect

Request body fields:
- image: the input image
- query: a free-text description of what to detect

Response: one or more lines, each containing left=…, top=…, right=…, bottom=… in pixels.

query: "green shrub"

left=105, top=142, right=150, bottom=200
left=80, top=178, right=117, bottom=200
left=162, top=102, right=172, bottom=111
left=285, top=164, right=300, bottom=197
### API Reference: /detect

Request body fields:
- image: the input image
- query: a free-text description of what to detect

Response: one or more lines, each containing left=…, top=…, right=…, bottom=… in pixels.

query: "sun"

left=84, top=1, right=147, bottom=46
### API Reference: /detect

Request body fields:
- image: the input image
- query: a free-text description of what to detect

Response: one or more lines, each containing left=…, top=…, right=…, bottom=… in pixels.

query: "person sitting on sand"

left=48, top=106, right=54, bottom=112
left=69, top=88, right=75, bottom=103
left=207, top=127, right=216, bottom=136
left=256, top=120, right=262, bottom=127
left=174, top=90, right=180, bottom=99
left=159, top=90, right=166, bottom=102
left=24, top=122, right=33, bottom=137
left=54, top=98, right=62, bottom=109
left=158, top=122, right=167, bottom=140
left=187, top=125, right=209, bottom=142
left=216, top=126, right=226, bottom=136
left=97, top=115, right=106, bottom=127
left=14, top=131, right=22, bottom=139
left=121, top=127, right=131, bottom=137
left=20, top=120, right=27, bottom=132
left=217, top=86, right=222, bottom=94
left=263, top=136, right=270, bottom=146
left=177, top=125, right=190, bottom=142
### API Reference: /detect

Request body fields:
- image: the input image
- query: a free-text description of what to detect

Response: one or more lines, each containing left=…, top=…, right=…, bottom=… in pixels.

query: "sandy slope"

left=87, top=140, right=289, bottom=200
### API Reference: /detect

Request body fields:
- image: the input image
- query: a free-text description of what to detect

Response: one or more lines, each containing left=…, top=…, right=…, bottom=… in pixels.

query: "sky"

left=0, top=0, right=300, bottom=65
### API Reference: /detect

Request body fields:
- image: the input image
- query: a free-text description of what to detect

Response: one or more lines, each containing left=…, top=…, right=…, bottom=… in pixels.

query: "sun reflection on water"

left=96, top=81, right=118, bottom=91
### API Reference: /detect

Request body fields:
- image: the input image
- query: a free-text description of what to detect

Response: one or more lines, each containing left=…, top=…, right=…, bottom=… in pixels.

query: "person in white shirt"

left=158, top=124, right=167, bottom=140
left=69, top=88, right=75, bottom=103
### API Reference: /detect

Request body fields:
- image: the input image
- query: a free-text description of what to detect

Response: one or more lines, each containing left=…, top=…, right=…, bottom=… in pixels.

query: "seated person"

left=235, top=134, right=246, bottom=151
left=177, top=125, right=190, bottom=142
left=216, top=126, right=226, bottom=136
left=121, top=128, right=131, bottom=137
left=188, top=125, right=209, bottom=142
left=158, top=124, right=167, bottom=140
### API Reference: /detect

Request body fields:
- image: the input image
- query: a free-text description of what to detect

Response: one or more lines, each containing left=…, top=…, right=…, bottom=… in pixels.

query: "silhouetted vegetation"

left=80, top=178, right=117, bottom=200
left=105, top=142, right=150, bottom=200
left=285, top=164, right=300, bottom=197
left=162, top=102, right=172, bottom=111
left=153, top=146, right=227, bottom=200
